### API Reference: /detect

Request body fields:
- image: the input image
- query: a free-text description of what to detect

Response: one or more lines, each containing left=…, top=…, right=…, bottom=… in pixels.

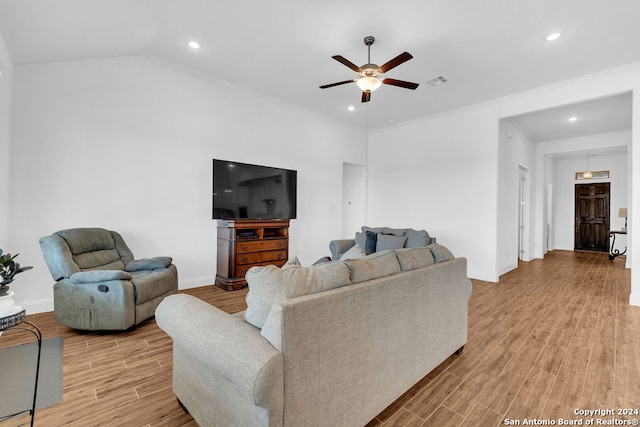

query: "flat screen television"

left=212, top=159, right=297, bottom=220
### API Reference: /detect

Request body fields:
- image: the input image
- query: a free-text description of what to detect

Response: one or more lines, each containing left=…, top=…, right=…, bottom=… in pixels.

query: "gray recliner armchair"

left=39, top=227, right=178, bottom=331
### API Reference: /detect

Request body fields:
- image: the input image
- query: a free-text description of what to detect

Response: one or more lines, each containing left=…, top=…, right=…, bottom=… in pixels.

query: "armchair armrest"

left=329, top=239, right=356, bottom=260
left=125, top=256, right=172, bottom=272
left=155, top=294, right=283, bottom=408
left=69, top=270, right=132, bottom=284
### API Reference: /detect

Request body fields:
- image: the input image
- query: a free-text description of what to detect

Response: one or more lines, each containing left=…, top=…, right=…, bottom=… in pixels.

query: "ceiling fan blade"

left=361, top=91, right=371, bottom=103
left=378, top=52, right=413, bottom=73
left=319, top=79, right=356, bottom=89
left=332, top=55, right=361, bottom=72
left=382, top=78, right=419, bottom=90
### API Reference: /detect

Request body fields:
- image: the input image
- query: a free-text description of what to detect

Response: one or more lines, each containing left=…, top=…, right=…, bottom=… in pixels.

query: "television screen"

left=212, top=159, right=297, bottom=220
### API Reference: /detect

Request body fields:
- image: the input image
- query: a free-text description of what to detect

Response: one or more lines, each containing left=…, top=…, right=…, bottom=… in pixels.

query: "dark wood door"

left=575, top=183, right=610, bottom=252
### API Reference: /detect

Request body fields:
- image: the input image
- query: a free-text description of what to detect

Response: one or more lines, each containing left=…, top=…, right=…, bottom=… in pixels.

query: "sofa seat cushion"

left=129, top=268, right=177, bottom=304
left=345, top=250, right=401, bottom=284
left=244, top=261, right=351, bottom=329
left=395, top=247, right=435, bottom=271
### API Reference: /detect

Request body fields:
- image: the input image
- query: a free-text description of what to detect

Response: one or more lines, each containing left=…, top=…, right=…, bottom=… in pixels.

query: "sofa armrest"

left=155, top=294, right=283, bottom=408
left=329, top=239, right=356, bottom=260
left=69, top=270, right=132, bottom=284
left=125, top=256, right=172, bottom=272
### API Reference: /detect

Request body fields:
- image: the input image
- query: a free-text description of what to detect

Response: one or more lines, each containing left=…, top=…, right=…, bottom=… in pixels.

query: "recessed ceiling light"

left=568, top=116, right=578, bottom=122
left=546, top=32, right=562, bottom=41
left=188, top=40, right=201, bottom=49
left=347, top=106, right=356, bottom=112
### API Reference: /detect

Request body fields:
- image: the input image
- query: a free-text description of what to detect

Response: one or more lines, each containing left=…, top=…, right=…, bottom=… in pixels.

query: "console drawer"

left=236, top=239, right=288, bottom=253
left=236, top=249, right=287, bottom=265
left=236, top=259, right=287, bottom=277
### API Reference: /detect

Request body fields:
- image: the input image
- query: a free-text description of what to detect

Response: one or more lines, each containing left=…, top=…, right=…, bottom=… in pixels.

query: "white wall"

left=9, top=55, right=366, bottom=312
left=497, top=120, right=536, bottom=275
left=0, top=31, right=12, bottom=245
left=368, top=108, right=498, bottom=281
left=368, top=64, right=640, bottom=308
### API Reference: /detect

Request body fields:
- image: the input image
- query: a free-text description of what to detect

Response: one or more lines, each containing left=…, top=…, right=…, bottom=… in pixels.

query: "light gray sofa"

left=329, top=226, right=436, bottom=260
left=40, top=227, right=178, bottom=330
left=156, top=244, right=471, bottom=427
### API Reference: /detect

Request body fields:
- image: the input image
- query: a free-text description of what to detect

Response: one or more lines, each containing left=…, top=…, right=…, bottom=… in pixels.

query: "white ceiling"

left=508, top=92, right=633, bottom=143
left=1, top=0, right=639, bottom=135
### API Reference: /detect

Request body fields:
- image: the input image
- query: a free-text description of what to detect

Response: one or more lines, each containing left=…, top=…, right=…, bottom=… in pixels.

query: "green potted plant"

left=0, top=249, right=33, bottom=296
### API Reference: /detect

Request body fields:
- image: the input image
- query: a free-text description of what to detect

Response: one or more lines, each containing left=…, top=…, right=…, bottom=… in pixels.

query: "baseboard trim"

left=21, top=298, right=54, bottom=314
left=178, top=276, right=217, bottom=290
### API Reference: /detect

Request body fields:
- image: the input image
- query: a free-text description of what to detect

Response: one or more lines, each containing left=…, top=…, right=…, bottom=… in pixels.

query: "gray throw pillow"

left=376, top=234, right=407, bottom=251
left=395, top=247, right=435, bottom=271
left=345, top=250, right=401, bottom=284
left=405, top=229, right=430, bottom=248
left=361, top=226, right=384, bottom=234
left=382, top=227, right=407, bottom=236
left=364, top=231, right=377, bottom=254
left=355, top=232, right=366, bottom=249
left=429, top=243, right=455, bottom=262
left=244, top=261, right=351, bottom=329
left=339, top=244, right=367, bottom=260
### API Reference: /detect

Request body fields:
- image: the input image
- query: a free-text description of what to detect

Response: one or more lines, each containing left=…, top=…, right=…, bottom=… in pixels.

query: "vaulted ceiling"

left=1, top=0, right=639, bottom=135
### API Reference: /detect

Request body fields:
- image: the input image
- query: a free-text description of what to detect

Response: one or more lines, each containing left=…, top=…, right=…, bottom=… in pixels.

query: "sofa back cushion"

left=40, top=228, right=135, bottom=280
left=345, top=250, right=401, bottom=284
left=395, top=247, right=435, bottom=271
left=244, top=261, right=351, bottom=329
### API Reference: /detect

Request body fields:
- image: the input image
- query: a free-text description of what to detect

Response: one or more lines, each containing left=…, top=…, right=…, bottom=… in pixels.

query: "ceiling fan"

left=319, top=36, right=419, bottom=103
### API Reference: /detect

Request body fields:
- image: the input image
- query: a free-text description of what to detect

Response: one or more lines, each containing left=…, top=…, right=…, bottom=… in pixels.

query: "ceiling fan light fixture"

left=356, top=76, right=382, bottom=93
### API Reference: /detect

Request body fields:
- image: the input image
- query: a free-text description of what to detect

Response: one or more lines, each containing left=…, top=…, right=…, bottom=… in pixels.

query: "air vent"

left=575, top=170, right=610, bottom=180
left=426, top=75, right=447, bottom=86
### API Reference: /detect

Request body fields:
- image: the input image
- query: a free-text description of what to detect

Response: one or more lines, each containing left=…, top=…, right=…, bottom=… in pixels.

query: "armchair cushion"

left=125, top=256, right=172, bottom=272
left=70, top=270, right=132, bottom=284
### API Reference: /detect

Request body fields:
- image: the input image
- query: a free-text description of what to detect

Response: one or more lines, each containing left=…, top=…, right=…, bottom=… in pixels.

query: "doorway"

left=574, top=182, right=610, bottom=252
left=518, top=165, right=531, bottom=261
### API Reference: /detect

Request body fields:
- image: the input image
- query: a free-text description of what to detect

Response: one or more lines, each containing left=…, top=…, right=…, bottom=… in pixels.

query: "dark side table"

left=608, top=230, right=627, bottom=261
left=0, top=306, right=42, bottom=427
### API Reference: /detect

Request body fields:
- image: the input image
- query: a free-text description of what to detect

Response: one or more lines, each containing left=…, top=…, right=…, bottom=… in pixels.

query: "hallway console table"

left=608, top=230, right=627, bottom=261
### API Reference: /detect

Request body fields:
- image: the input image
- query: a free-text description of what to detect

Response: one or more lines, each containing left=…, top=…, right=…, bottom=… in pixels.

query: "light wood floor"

left=1, top=250, right=638, bottom=426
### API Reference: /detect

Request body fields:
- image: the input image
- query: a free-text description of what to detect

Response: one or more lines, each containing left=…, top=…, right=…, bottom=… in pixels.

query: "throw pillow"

left=405, top=228, right=430, bottom=248
left=382, top=227, right=407, bottom=236
left=355, top=232, right=366, bottom=250
left=361, top=226, right=384, bottom=234
left=244, top=261, right=351, bottom=329
left=395, top=247, right=435, bottom=271
left=345, top=250, right=401, bottom=284
left=376, top=234, right=407, bottom=251
left=282, top=256, right=301, bottom=269
left=364, top=231, right=378, bottom=254
left=339, top=244, right=367, bottom=260
left=429, top=243, right=455, bottom=262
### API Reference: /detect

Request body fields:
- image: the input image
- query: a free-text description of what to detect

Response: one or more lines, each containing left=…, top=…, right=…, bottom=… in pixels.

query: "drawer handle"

left=242, top=257, right=248, bottom=263
left=277, top=253, right=283, bottom=260
left=277, top=243, right=283, bottom=248
left=242, top=245, right=249, bottom=251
